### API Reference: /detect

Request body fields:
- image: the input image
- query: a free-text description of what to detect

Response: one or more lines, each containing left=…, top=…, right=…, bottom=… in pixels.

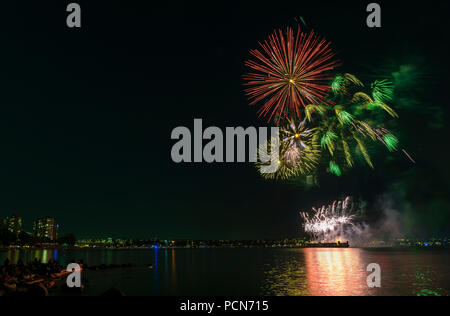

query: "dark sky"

left=0, top=1, right=449, bottom=239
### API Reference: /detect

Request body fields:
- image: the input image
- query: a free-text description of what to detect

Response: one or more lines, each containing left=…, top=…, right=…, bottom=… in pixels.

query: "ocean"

left=1, top=248, right=449, bottom=296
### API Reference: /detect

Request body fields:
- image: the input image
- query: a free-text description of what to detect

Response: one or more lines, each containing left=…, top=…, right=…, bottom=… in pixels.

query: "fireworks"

left=256, top=139, right=296, bottom=180
left=312, top=74, right=406, bottom=175
left=244, top=26, right=338, bottom=124
left=281, top=119, right=319, bottom=166
left=243, top=24, right=412, bottom=181
left=282, top=120, right=313, bottom=149
left=317, top=121, right=375, bottom=174
left=372, top=80, right=394, bottom=103
left=256, top=130, right=320, bottom=180
left=256, top=120, right=321, bottom=181
left=301, top=197, right=357, bottom=242
left=331, top=73, right=363, bottom=96
left=320, top=131, right=339, bottom=155
left=329, top=161, right=342, bottom=177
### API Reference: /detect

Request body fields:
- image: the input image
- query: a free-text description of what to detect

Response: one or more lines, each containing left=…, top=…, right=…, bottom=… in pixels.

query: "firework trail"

left=280, top=119, right=320, bottom=167
left=243, top=25, right=414, bottom=181
left=301, top=197, right=358, bottom=242
left=244, top=26, right=339, bottom=124
left=256, top=120, right=321, bottom=180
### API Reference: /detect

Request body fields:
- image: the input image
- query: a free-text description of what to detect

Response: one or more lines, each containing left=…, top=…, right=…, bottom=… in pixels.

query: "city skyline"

left=0, top=2, right=449, bottom=240
left=1, top=1, right=450, bottom=299
left=2, top=212, right=450, bottom=243
left=1, top=214, right=58, bottom=241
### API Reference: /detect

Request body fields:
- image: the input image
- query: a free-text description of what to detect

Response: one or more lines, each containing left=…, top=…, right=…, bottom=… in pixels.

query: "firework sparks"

left=256, top=125, right=320, bottom=180
left=281, top=119, right=319, bottom=166
left=244, top=26, right=339, bottom=124
left=331, top=73, right=363, bottom=96
left=256, top=137, right=320, bottom=180
left=309, top=73, right=411, bottom=176
left=282, top=120, right=312, bottom=149
left=372, top=79, right=395, bottom=103
left=301, top=197, right=357, bottom=242
left=329, top=161, right=342, bottom=177
left=256, top=119, right=321, bottom=180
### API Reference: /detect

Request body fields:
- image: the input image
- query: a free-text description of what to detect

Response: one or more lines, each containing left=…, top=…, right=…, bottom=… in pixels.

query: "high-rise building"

left=7, top=215, right=23, bottom=235
left=33, top=217, right=58, bottom=241
left=0, top=218, right=7, bottom=232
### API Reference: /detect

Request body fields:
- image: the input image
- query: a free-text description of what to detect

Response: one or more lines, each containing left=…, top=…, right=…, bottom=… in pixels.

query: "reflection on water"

left=262, top=248, right=450, bottom=296
left=1, top=248, right=449, bottom=296
left=2, top=249, right=59, bottom=265
left=412, top=266, right=442, bottom=296
left=261, top=253, right=308, bottom=296
left=305, top=249, right=366, bottom=296
left=262, top=249, right=367, bottom=296
left=171, top=249, right=177, bottom=294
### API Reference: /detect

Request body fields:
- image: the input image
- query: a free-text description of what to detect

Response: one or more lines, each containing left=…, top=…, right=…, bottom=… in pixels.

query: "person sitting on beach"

left=0, top=267, right=17, bottom=293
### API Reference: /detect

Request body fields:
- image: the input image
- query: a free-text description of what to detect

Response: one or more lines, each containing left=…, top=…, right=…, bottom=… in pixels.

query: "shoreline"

left=2, top=245, right=450, bottom=251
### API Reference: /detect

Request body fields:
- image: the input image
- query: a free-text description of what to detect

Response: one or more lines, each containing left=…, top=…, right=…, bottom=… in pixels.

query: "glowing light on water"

left=301, top=197, right=357, bottom=242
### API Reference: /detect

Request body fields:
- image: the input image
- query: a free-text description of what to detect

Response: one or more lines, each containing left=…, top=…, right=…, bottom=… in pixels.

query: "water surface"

left=1, top=248, right=448, bottom=296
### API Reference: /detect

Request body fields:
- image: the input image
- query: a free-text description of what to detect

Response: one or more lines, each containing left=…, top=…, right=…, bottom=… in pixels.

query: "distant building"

left=0, top=218, right=8, bottom=238
left=7, top=215, right=23, bottom=235
left=33, top=217, right=58, bottom=241
left=0, top=218, right=7, bottom=232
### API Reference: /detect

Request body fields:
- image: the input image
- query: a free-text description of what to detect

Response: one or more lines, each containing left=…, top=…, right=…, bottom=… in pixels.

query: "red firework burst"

left=244, top=26, right=339, bottom=124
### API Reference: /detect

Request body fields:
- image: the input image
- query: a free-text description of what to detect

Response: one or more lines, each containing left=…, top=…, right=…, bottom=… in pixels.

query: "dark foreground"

left=1, top=248, right=449, bottom=296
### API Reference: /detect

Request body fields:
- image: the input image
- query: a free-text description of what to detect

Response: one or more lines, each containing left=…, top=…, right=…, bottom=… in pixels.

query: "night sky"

left=0, top=1, right=449, bottom=239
